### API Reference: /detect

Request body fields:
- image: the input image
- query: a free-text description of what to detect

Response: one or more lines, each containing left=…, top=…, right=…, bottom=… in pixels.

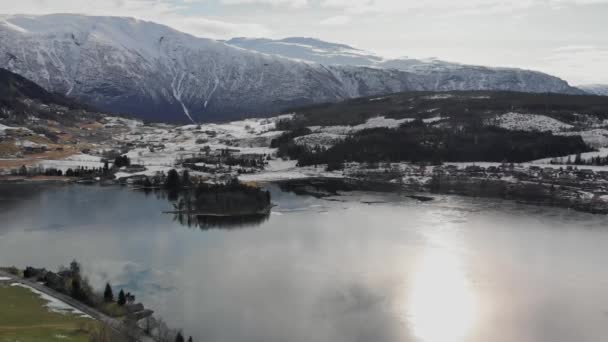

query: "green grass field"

left=0, top=284, right=97, bottom=342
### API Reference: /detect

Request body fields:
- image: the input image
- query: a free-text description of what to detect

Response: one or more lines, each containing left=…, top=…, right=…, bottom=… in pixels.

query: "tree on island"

left=118, top=289, right=126, bottom=306
left=182, top=170, right=191, bottom=186
left=104, top=283, right=114, bottom=302
left=175, top=332, right=185, bottom=342
left=165, top=169, right=181, bottom=189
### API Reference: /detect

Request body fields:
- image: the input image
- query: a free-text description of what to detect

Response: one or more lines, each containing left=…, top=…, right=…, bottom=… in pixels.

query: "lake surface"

left=1, top=184, right=608, bottom=342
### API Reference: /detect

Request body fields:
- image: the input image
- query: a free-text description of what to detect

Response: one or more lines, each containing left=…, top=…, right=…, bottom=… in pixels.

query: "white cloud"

left=319, top=15, right=351, bottom=26
left=220, top=0, right=308, bottom=8
left=164, top=16, right=272, bottom=39
left=320, top=0, right=608, bottom=14
left=535, top=45, right=608, bottom=84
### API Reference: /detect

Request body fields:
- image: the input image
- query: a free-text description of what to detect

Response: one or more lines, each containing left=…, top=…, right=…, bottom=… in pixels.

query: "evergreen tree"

left=182, top=170, right=191, bottom=185
left=71, top=278, right=86, bottom=302
left=165, top=169, right=181, bottom=189
left=104, top=283, right=114, bottom=303
left=70, top=260, right=81, bottom=277
left=118, top=289, right=126, bottom=306
left=188, top=337, right=193, bottom=342
left=175, top=332, right=185, bottom=342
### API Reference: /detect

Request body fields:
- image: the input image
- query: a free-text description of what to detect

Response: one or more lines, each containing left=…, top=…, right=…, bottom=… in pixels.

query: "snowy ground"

left=10, top=283, right=92, bottom=318
left=111, top=116, right=291, bottom=179
left=239, top=159, right=343, bottom=182
left=493, top=112, right=573, bottom=132
left=557, top=129, right=608, bottom=148
left=37, top=154, right=105, bottom=172
left=309, top=115, right=444, bottom=135
left=18, top=112, right=608, bottom=182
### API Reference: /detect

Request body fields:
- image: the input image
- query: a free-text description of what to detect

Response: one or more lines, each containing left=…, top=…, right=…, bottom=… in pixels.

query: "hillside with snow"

left=0, top=14, right=583, bottom=124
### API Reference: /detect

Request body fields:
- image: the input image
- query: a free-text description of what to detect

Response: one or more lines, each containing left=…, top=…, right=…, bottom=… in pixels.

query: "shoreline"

left=2, top=172, right=607, bottom=215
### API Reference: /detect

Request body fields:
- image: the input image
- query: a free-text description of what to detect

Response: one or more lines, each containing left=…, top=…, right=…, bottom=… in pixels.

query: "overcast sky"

left=2, top=0, right=607, bottom=85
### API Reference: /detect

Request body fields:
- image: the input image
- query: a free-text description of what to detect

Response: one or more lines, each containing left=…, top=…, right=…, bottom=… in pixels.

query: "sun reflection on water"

left=406, top=247, right=478, bottom=342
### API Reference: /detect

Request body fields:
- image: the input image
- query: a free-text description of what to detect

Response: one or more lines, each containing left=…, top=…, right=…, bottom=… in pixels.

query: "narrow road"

left=0, top=270, right=156, bottom=342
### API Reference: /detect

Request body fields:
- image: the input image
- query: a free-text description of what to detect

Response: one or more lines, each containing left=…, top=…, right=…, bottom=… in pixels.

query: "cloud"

left=536, top=45, right=608, bottom=84
left=320, top=0, right=608, bottom=15
left=0, top=0, right=273, bottom=39
left=164, top=16, right=272, bottom=39
left=219, top=0, right=308, bottom=8
left=319, top=15, right=351, bottom=26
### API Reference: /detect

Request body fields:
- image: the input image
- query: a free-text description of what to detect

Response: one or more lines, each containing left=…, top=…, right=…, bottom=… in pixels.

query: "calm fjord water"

left=1, top=184, right=608, bottom=342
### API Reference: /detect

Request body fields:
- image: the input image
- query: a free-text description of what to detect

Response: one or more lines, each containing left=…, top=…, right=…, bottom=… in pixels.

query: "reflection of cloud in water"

left=27, top=223, right=67, bottom=232
left=406, top=247, right=478, bottom=342
left=87, top=260, right=176, bottom=297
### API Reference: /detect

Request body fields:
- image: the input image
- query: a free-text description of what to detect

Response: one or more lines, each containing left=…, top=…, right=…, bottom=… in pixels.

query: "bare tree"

left=142, top=316, right=158, bottom=335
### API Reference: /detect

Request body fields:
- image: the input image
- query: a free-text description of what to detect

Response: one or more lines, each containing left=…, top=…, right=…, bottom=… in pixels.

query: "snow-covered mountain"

left=227, top=37, right=586, bottom=94
left=578, top=84, right=608, bottom=96
left=0, top=14, right=582, bottom=123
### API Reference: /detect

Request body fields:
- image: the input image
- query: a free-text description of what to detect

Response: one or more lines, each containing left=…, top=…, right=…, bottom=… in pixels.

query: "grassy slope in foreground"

left=0, top=283, right=97, bottom=342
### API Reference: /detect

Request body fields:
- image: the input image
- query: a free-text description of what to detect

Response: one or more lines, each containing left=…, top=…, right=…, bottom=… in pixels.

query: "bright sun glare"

left=406, top=247, right=478, bottom=342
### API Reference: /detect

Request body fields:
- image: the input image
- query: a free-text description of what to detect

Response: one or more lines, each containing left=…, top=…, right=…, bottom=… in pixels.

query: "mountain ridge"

left=0, top=14, right=584, bottom=123
left=578, top=84, right=608, bottom=96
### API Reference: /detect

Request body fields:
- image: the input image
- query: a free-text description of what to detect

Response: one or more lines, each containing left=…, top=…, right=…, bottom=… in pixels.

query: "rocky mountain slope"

left=0, top=67, right=97, bottom=125
left=227, top=37, right=584, bottom=94
left=0, top=67, right=132, bottom=162
left=0, top=14, right=583, bottom=123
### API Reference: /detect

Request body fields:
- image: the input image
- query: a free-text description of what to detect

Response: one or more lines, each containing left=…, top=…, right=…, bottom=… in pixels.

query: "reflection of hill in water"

left=172, top=212, right=270, bottom=230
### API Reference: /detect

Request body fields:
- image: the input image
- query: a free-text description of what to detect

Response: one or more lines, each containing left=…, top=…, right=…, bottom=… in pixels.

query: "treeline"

left=133, top=169, right=193, bottom=190
left=13, top=155, right=132, bottom=178
left=15, top=164, right=112, bottom=178
left=551, top=154, right=608, bottom=166
left=273, top=121, right=591, bottom=166
left=281, top=90, right=608, bottom=128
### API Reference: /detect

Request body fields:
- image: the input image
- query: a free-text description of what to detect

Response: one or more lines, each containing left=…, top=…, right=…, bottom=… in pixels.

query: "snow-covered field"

left=10, top=283, right=92, bottom=318
left=294, top=133, right=346, bottom=148
left=558, top=129, right=608, bottom=148
left=308, top=116, right=444, bottom=137
left=38, top=154, right=105, bottom=172
left=493, top=112, right=573, bottom=132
